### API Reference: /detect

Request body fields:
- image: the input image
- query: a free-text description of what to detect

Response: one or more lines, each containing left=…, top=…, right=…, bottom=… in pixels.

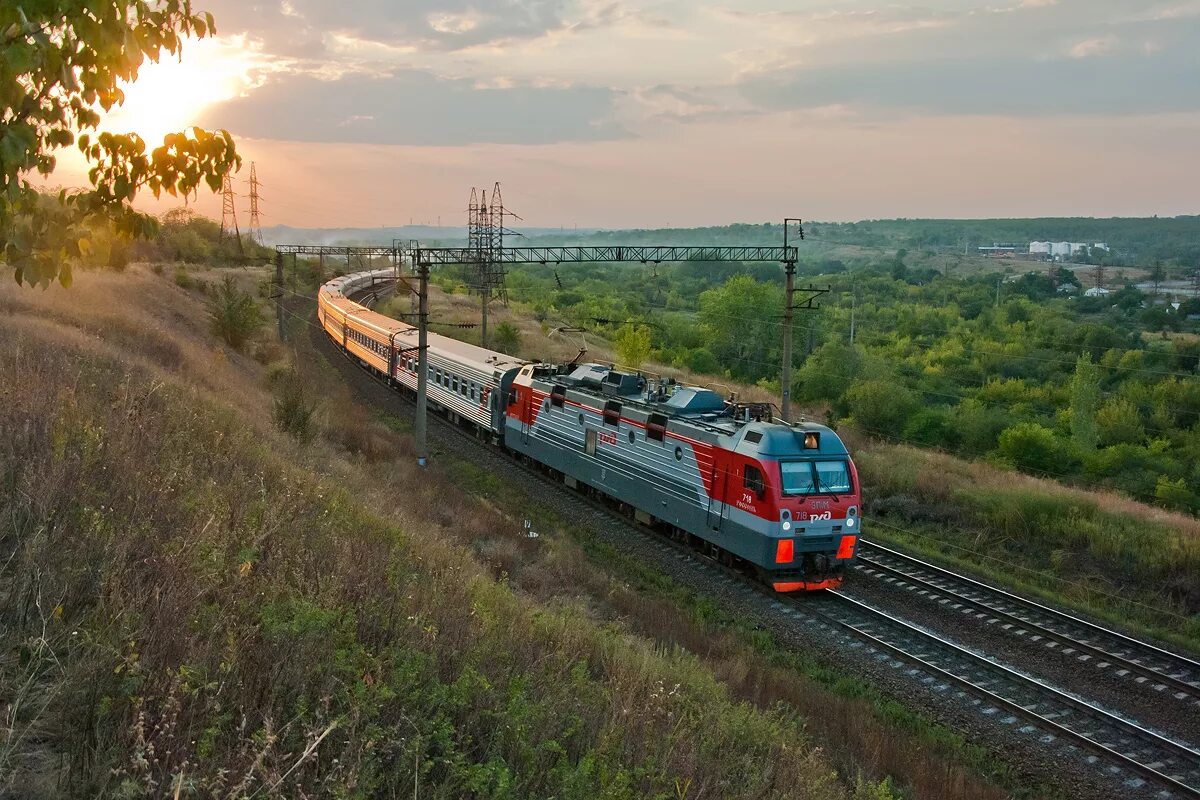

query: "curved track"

left=854, top=540, right=1200, bottom=703
left=317, top=287, right=1200, bottom=799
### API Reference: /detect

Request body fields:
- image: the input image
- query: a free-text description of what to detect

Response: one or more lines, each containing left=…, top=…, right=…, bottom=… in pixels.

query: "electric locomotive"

left=504, top=363, right=860, bottom=590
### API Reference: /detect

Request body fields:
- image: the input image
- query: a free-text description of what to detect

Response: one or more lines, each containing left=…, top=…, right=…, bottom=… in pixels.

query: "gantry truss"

left=412, top=245, right=800, bottom=266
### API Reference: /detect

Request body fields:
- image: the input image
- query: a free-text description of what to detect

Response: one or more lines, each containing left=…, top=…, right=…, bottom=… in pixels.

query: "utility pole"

left=415, top=257, right=430, bottom=468
left=274, top=250, right=285, bottom=340
left=849, top=291, right=857, bottom=345
left=779, top=219, right=827, bottom=423
left=781, top=219, right=800, bottom=423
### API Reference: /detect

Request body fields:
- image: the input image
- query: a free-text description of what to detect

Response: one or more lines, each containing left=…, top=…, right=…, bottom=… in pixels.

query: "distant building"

left=1057, top=283, right=1079, bottom=294
left=1084, top=286, right=1112, bottom=298
left=1029, top=241, right=1111, bottom=260
left=979, top=244, right=1020, bottom=257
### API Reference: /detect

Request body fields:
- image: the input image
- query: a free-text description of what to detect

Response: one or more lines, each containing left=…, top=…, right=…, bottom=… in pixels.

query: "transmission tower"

left=466, top=182, right=521, bottom=349
left=247, top=162, right=264, bottom=245
left=219, top=174, right=244, bottom=256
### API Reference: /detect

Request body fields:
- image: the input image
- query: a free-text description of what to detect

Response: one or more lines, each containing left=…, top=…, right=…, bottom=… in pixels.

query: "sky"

left=63, top=0, right=1200, bottom=229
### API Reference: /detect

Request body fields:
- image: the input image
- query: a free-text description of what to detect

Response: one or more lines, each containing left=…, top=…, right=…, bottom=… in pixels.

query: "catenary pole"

left=415, top=259, right=430, bottom=468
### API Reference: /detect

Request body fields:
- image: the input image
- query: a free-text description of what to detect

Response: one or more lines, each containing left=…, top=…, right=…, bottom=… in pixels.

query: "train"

left=318, top=269, right=862, bottom=591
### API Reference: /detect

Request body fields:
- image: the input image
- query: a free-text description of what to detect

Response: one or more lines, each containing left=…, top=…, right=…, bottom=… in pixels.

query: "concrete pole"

left=481, top=286, right=489, bottom=350
left=415, top=260, right=430, bottom=468
left=849, top=291, right=856, bottom=345
left=781, top=261, right=795, bottom=423
left=274, top=250, right=284, bottom=341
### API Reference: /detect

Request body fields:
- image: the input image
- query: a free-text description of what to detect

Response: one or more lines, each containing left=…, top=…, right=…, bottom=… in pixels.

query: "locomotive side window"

left=744, top=465, right=766, bottom=499
left=647, top=413, right=668, bottom=443
left=603, top=400, right=621, bottom=427
left=550, top=385, right=566, bottom=408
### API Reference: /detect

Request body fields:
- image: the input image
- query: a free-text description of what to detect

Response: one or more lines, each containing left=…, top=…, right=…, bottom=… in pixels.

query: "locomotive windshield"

left=780, top=460, right=852, bottom=496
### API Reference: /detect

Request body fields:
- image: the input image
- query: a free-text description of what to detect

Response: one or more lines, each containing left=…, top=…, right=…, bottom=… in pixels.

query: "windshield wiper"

left=815, top=474, right=842, bottom=502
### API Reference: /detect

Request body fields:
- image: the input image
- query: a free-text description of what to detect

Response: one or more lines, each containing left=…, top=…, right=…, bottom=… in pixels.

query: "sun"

left=102, top=35, right=262, bottom=145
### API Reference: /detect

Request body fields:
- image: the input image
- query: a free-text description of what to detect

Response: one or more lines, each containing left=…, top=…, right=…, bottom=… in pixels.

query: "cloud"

left=738, top=45, right=1200, bottom=117
left=201, top=0, right=580, bottom=55
left=197, top=68, right=626, bottom=145
left=1069, top=35, right=1118, bottom=58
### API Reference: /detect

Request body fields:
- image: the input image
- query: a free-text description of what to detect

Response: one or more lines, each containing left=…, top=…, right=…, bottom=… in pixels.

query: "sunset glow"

left=103, top=35, right=265, bottom=145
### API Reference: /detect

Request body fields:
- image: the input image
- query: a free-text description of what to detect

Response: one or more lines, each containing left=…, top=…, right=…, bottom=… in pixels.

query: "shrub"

left=613, top=322, right=652, bottom=370
left=1156, top=476, right=1198, bottom=513
left=995, top=422, right=1073, bottom=476
left=272, top=370, right=316, bottom=442
left=491, top=321, right=522, bottom=356
left=209, top=276, right=262, bottom=350
left=952, top=399, right=1010, bottom=455
left=902, top=407, right=953, bottom=447
left=844, top=378, right=918, bottom=435
left=1097, top=398, right=1145, bottom=446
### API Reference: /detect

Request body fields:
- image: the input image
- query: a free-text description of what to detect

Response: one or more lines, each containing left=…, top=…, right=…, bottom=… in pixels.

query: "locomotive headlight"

left=782, top=521, right=792, bottom=532
left=846, top=517, right=855, bottom=528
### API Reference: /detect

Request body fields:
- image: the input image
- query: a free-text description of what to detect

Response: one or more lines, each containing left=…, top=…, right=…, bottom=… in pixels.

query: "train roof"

left=423, top=329, right=529, bottom=376
left=542, top=362, right=846, bottom=454
left=322, top=269, right=529, bottom=378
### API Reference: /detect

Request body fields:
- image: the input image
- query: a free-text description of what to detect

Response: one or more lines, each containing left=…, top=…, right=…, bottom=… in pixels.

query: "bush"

left=844, top=378, right=918, bottom=435
left=491, top=321, right=522, bottom=356
left=952, top=399, right=1010, bottom=455
left=1097, top=398, right=1145, bottom=446
left=272, top=369, right=316, bottom=442
left=686, top=347, right=719, bottom=375
left=1156, top=476, right=1198, bottom=513
left=209, top=276, right=262, bottom=350
left=613, top=322, right=652, bottom=370
left=902, top=407, right=954, bottom=447
left=995, top=422, right=1073, bottom=476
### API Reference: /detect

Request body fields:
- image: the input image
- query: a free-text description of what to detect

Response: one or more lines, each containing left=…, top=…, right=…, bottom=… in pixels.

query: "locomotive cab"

left=734, top=424, right=862, bottom=592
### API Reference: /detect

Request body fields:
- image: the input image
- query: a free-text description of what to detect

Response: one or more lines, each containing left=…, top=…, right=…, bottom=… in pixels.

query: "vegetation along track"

left=852, top=541, right=1200, bottom=704
left=308, top=290, right=1200, bottom=799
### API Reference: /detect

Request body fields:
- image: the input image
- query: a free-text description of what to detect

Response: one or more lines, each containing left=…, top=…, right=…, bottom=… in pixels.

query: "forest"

left=444, top=251, right=1200, bottom=515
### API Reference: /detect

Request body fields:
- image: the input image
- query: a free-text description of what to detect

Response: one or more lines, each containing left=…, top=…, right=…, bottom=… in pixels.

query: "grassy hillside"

left=2, top=267, right=1000, bottom=799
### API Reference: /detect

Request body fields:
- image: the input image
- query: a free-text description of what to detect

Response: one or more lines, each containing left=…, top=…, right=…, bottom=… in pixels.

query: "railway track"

left=802, top=590, right=1200, bottom=799
left=315, top=295, right=1200, bottom=798
left=853, top=540, right=1200, bottom=704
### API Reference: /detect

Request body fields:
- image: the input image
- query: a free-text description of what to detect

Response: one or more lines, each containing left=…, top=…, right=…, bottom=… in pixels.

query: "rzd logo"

left=803, top=511, right=833, bottom=522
